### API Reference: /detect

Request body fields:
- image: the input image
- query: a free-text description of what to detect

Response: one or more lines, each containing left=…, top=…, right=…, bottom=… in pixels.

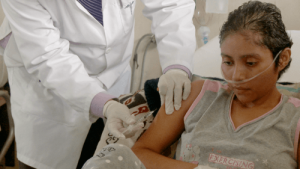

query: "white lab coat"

left=0, top=54, right=7, bottom=88
left=0, top=0, right=196, bottom=168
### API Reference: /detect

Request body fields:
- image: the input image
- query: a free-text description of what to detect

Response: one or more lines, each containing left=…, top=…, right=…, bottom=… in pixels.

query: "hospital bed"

left=93, top=30, right=300, bottom=158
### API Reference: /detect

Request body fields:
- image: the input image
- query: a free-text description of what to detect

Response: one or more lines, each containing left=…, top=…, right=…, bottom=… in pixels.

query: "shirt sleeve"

left=141, top=0, right=196, bottom=73
left=163, top=64, right=192, bottom=80
left=2, top=0, right=106, bottom=122
left=90, top=92, right=116, bottom=120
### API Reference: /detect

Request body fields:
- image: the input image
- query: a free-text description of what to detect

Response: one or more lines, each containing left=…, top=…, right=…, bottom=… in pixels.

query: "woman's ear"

left=278, top=48, right=291, bottom=71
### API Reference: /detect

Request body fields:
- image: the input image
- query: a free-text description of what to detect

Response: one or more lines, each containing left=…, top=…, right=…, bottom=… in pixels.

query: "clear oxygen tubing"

left=221, top=50, right=282, bottom=84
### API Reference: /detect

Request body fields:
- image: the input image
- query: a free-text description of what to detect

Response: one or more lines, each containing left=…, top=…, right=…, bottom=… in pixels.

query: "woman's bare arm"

left=132, top=80, right=205, bottom=169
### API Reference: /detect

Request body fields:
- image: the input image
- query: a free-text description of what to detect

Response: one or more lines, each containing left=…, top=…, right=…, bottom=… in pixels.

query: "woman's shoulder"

left=188, top=79, right=231, bottom=110
left=284, top=95, right=300, bottom=109
left=192, top=79, right=230, bottom=94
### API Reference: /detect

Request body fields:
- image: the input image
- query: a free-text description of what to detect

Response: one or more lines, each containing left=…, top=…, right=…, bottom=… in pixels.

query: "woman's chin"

left=234, top=94, right=256, bottom=108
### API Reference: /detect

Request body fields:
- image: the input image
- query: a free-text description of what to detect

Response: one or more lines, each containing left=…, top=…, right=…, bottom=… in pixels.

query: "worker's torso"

left=1, top=0, right=136, bottom=89
left=0, top=0, right=135, bottom=168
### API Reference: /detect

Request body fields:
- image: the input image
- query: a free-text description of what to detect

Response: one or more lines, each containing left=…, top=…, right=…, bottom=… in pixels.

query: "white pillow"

left=193, top=30, right=300, bottom=83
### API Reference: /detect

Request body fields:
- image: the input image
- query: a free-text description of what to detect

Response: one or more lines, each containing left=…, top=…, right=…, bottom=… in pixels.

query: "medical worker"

left=0, top=0, right=196, bottom=168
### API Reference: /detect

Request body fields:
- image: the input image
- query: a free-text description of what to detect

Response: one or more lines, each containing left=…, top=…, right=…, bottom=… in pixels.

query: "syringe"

left=122, top=109, right=156, bottom=135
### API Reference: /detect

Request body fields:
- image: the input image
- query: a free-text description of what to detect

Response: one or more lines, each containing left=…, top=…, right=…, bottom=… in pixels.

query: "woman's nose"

left=232, top=64, right=247, bottom=81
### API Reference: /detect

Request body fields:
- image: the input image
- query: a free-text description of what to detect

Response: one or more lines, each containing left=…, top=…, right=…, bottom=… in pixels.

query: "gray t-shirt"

left=176, top=79, right=300, bottom=169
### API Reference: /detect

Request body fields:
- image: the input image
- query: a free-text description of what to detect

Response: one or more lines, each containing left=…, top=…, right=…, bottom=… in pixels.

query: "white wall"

left=131, top=0, right=300, bottom=91
left=194, top=0, right=300, bottom=46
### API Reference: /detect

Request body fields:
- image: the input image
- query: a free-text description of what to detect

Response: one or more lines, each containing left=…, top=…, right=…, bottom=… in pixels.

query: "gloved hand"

left=158, top=69, right=191, bottom=115
left=103, top=100, right=144, bottom=138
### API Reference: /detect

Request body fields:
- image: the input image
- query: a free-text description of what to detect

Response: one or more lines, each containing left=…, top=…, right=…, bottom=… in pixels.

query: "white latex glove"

left=103, top=100, right=144, bottom=138
left=158, top=69, right=191, bottom=115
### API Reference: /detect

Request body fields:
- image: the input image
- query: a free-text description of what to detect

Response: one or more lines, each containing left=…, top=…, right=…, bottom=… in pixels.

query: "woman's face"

left=220, top=32, right=280, bottom=105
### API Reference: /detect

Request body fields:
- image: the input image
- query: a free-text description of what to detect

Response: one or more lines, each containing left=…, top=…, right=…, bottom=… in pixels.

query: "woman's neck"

left=231, top=87, right=282, bottom=129
left=236, top=87, right=282, bottom=110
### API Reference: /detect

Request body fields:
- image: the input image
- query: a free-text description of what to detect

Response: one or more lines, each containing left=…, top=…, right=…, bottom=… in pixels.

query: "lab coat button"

left=105, top=48, right=111, bottom=54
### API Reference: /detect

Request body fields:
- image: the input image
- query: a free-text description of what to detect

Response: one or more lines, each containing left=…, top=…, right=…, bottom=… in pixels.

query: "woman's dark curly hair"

left=219, top=1, right=293, bottom=79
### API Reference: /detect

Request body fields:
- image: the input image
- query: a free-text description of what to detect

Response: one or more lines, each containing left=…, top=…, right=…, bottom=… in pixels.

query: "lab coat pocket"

left=119, top=0, right=135, bottom=34
left=20, top=77, right=81, bottom=126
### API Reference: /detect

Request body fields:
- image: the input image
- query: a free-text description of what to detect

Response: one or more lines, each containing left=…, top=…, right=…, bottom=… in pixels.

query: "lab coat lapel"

left=74, top=0, right=91, bottom=18
left=72, top=0, right=107, bottom=46
left=102, top=0, right=108, bottom=9
left=73, top=0, right=105, bottom=25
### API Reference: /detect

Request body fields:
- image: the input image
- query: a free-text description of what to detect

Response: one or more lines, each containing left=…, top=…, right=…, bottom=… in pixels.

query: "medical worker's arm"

left=132, top=80, right=204, bottom=169
left=140, top=0, right=196, bottom=115
left=1, top=0, right=134, bottom=124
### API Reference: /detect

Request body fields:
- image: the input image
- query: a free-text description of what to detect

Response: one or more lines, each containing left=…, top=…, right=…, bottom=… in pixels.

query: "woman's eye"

left=247, top=62, right=256, bottom=66
left=223, top=61, right=233, bottom=66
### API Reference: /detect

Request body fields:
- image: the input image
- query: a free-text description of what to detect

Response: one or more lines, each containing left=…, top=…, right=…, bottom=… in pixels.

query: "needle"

left=122, top=109, right=156, bottom=134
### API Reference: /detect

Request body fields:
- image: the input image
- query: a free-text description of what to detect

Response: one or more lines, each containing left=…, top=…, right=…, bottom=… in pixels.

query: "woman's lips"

left=234, top=87, right=248, bottom=90
left=233, top=87, right=249, bottom=93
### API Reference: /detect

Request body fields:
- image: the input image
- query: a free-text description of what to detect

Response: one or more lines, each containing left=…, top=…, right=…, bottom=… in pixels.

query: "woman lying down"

left=83, top=1, right=299, bottom=169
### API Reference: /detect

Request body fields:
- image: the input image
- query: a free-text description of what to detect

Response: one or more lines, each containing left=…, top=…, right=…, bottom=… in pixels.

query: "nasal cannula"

left=221, top=50, right=282, bottom=84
